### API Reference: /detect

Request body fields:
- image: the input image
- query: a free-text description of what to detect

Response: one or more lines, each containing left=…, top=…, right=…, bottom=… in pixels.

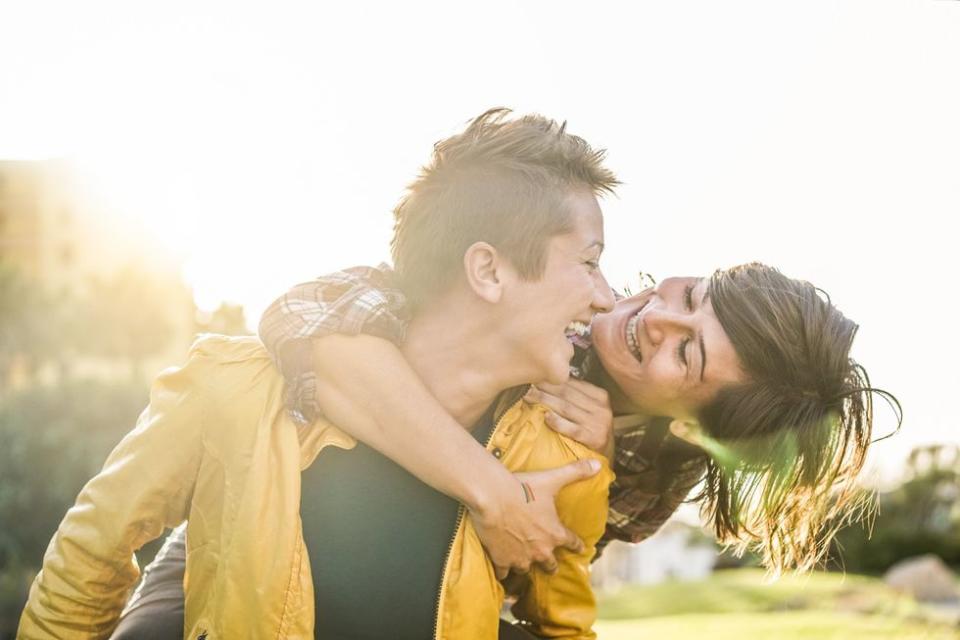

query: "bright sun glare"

left=2, top=1, right=959, bottom=474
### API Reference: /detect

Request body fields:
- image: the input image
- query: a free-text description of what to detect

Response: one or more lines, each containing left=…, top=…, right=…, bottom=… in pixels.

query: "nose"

left=591, top=270, right=616, bottom=314
left=642, top=307, right=693, bottom=345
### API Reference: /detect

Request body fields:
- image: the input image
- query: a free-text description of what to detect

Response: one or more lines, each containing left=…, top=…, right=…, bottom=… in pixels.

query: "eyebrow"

left=583, top=240, right=605, bottom=252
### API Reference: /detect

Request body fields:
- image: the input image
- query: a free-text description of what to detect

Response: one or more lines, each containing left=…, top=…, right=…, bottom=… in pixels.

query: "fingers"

left=536, top=380, right=608, bottom=407
left=495, top=555, right=533, bottom=577
left=535, top=529, right=585, bottom=574
left=534, top=459, right=601, bottom=492
left=525, top=386, right=589, bottom=425
left=544, top=411, right=580, bottom=440
left=536, top=557, right=560, bottom=575
left=495, top=534, right=582, bottom=579
left=532, top=381, right=573, bottom=399
left=558, top=527, right=586, bottom=555
left=527, top=382, right=611, bottom=425
left=546, top=410, right=612, bottom=454
left=566, top=379, right=610, bottom=404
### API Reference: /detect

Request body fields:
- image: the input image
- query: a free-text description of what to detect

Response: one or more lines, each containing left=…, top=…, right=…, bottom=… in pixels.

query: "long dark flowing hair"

left=696, top=263, right=901, bottom=574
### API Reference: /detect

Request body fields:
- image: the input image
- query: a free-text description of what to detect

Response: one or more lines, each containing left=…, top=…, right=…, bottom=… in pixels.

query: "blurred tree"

left=194, top=302, right=250, bottom=336
left=0, top=380, right=148, bottom=568
left=0, top=264, right=196, bottom=636
left=0, top=263, right=58, bottom=383
left=830, top=444, right=960, bottom=573
left=0, top=379, right=149, bottom=637
left=77, top=267, right=177, bottom=378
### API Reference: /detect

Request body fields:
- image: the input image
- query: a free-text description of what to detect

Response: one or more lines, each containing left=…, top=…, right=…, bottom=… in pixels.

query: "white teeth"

left=565, top=321, right=590, bottom=337
left=625, top=298, right=652, bottom=363
left=625, top=313, right=642, bottom=362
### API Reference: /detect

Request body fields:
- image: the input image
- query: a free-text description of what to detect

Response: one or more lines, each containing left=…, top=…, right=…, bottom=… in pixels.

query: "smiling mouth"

left=624, top=300, right=651, bottom=363
left=565, top=320, right=591, bottom=338
left=626, top=314, right=642, bottom=362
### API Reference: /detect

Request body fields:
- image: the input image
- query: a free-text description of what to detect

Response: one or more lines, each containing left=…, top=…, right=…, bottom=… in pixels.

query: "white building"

left=592, top=520, right=717, bottom=591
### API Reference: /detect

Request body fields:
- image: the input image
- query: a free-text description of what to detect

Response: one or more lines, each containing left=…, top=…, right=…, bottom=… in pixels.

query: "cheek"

left=645, top=360, right=683, bottom=399
left=568, top=269, right=595, bottom=295
left=602, top=360, right=642, bottom=399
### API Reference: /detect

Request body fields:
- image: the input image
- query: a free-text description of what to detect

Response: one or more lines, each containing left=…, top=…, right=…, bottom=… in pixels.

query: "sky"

left=1, top=0, right=958, bottom=478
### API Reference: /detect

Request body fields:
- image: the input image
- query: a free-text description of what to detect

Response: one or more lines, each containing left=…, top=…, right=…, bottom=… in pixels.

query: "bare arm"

left=310, top=333, right=508, bottom=511
left=258, top=267, right=606, bottom=575
left=309, top=333, right=601, bottom=576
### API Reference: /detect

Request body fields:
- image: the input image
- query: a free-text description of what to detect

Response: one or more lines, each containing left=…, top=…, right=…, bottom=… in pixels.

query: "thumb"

left=543, top=458, right=601, bottom=491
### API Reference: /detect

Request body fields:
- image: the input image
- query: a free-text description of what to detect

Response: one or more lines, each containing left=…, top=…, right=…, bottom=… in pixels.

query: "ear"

left=462, top=241, right=505, bottom=304
left=668, top=419, right=704, bottom=446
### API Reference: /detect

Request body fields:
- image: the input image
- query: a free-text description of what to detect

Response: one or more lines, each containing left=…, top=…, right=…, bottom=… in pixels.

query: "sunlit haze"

left=2, top=0, right=958, bottom=477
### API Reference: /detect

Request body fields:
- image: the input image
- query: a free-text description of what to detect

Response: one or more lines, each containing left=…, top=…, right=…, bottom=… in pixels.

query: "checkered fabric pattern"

left=258, top=265, right=410, bottom=425
left=257, top=264, right=706, bottom=550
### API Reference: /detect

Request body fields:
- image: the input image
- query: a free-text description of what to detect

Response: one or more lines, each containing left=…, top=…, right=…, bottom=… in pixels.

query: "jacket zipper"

left=431, top=394, right=525, bottom=640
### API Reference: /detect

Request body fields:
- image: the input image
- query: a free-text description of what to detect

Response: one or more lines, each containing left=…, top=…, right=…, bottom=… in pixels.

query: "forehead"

left=563, top=189, right=603, bottom=236
left=543, top=190, right=604, bottom=260
left=660, top=275, right=702, bottom=290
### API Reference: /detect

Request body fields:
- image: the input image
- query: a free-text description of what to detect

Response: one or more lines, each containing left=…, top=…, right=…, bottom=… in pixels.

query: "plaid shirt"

left=258, top=264, right=707, bottom=550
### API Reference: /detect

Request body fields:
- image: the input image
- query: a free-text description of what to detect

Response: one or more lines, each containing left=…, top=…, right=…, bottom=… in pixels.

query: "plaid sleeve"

left=594, top=421, right=707, bottom=558
left=257, top=264, right=411, bottom=424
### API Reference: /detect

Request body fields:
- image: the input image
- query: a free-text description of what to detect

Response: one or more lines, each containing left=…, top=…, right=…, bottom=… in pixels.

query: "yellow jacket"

left=18, top=335, right=614, bottom=640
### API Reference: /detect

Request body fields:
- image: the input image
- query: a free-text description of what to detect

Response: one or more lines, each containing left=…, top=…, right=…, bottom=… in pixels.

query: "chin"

left=543, top=358, right=572, bottom=385
left=533, top=340, right=574, bottom=385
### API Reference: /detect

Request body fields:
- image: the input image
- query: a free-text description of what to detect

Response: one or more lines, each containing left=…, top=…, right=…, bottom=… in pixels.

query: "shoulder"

left=176, top=334, right=286, bottom=408
left=187, top=333, right=272, bottom=363
left=184, top=334, right=275, bottom=375
left=497, top=401, right=614, bottom=488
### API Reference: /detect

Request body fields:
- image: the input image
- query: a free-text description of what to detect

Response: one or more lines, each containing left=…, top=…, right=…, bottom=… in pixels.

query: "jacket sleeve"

left=510, top=457, right=614, bottom=639
left=256, top=264, right=410, bottom=425
left=17, top=345, right=209, bottom=640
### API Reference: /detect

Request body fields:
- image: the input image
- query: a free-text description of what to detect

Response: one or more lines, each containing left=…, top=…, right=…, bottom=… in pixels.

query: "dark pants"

left=497, top=621, right=540, bottom=639
left=110, top=525, right=186, bottom=640
left=112, top=526, right=541, bottom=639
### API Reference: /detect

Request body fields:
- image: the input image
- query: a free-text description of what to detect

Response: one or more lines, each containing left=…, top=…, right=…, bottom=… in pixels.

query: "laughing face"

left=503, top=188, right=616, bottom=385
left=590, top=276, right=747, bottom=422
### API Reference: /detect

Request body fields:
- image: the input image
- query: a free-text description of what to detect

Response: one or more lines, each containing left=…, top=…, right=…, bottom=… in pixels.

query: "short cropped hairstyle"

left=694, top=263, right=899, bottom=574
left=390, top=108, right=619, bottom=309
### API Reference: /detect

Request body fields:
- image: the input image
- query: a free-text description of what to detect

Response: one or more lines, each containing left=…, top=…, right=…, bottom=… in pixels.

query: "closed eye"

left=676, top=336, right=691, bottom=366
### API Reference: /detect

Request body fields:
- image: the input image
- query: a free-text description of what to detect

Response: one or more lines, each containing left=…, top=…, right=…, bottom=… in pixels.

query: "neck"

left=401, top=293, right=534, bottom=427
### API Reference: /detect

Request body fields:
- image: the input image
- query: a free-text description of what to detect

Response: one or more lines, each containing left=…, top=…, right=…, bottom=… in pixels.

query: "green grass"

left=594, top=569, right=959, bottom=638
left=595, top=612, right=958, bottom=639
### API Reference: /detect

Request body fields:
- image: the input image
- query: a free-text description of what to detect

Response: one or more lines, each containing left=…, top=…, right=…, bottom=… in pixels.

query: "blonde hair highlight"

left=390, top=108, right=619, bottom=309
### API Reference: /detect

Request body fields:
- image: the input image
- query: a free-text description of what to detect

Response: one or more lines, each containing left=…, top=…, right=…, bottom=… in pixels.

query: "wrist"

left=462, top=462, right=517, bottom=517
